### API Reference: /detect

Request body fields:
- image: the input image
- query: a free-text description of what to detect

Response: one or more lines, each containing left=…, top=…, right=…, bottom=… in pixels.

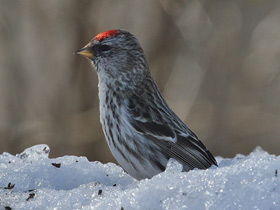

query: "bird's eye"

left=100, top=45, right=111, bottom=52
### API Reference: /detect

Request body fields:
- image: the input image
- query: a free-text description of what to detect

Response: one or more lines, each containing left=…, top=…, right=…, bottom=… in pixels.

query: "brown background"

left=1, top=0, right=280, bottom=163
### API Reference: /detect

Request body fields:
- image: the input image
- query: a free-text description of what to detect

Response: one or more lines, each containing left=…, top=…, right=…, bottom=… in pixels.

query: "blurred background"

left=1, top=0, right=280, bottom=163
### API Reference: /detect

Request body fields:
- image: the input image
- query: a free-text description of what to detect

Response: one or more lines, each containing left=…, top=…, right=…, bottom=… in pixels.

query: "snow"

left=0, top=145, right=279, bottom=210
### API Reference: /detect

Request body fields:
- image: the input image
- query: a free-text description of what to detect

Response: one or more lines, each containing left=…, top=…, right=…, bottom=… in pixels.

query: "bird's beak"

left=74, top=44, right=95, bottom=59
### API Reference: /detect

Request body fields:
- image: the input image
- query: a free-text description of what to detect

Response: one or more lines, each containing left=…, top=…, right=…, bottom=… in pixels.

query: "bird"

left=75, top=29, right=217, bottom=180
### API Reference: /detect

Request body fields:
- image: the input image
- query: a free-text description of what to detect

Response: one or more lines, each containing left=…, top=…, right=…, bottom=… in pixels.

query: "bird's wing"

left=130, top=119, right=217, bottom=170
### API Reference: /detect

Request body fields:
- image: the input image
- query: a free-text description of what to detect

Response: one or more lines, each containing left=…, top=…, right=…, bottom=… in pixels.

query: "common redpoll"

left=75, top=29, right=217, bottom=180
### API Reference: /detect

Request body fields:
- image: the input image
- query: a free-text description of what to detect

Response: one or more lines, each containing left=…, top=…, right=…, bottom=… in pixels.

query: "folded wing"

left=131, top=119, right=217, bottom=171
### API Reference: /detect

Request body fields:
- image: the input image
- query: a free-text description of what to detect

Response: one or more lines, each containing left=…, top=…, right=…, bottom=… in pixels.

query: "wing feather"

left=131, top=119, right=217, bottom=170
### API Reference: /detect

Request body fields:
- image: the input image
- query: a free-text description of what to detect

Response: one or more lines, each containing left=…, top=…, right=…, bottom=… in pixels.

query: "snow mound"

left=0, top=145, right=279, bottom=209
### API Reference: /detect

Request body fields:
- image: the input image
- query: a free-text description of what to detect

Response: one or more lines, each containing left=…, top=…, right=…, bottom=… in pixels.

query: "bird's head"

left=75, top=30, right=149, bottom=84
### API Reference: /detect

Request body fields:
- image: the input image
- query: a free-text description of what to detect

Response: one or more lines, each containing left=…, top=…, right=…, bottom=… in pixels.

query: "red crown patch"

left=94, top=30, right=119, bottom=41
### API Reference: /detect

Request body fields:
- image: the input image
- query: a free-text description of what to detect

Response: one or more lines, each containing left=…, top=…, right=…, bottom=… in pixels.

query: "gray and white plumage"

left=75, top=29, right=217, bottom=180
